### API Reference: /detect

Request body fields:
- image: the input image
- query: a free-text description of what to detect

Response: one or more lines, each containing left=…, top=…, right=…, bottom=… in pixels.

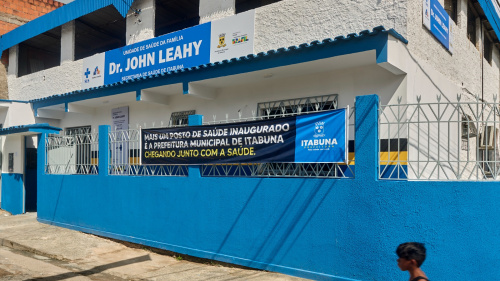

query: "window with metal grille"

left=65, top=126, right=93, bottom=174
left=170, top=110, right=195, bottom=126
left=484, top=33, right=493, bottom=65
left=257, top=94, right=338, bottom=118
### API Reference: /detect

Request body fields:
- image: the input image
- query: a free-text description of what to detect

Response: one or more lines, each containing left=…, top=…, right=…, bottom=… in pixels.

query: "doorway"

left=24, top=136, right=37, bottom=212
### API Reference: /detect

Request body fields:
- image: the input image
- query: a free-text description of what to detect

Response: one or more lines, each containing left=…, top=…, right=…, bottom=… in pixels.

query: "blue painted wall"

left=36, top=95, right=500, bottom=280
left=1, top=173, right=24, bottom=215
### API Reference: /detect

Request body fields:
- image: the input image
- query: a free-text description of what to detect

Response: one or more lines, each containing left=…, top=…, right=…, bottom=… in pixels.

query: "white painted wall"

left=406, top=0, right=499, bottom=103
left=254, top=0, right=407, bottom=54
left=3, top=135, right=23, bottom=174
left=126, top=0, right=155, bottom=45
left=4, top=103, right=35, bottom=127
left=200, top=0, right=235, bottom=23
left=8, top=59, right=83, bottom=101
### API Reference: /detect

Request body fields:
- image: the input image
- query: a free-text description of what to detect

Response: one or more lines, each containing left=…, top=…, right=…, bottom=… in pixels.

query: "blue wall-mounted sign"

left=423, top=0, right=453, bottom=53
left=82, top=11, right=256, bottom=89
left=104, top=23, right=211, bottom=85
left=141, top=109, right=348, bottom=165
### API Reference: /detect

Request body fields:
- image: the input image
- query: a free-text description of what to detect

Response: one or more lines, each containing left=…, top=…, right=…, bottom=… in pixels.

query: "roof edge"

left=0, top=0, right=134, bottom=53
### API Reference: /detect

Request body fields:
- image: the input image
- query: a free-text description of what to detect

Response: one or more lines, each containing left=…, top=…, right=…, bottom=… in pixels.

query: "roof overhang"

left=0, top=124, right=62, bottom=136
left=0, top=0, right=134, bottom=53
left=478, top=0, right=500, bottom=42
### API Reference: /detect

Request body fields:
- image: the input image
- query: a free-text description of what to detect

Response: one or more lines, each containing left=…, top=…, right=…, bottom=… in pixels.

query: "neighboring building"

left=0, top=0, right=499, bottom=280
left=0, top=0, right=64, bottom=99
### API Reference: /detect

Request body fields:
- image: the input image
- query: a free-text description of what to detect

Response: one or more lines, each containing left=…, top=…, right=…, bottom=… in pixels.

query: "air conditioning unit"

left=479, top=126, right=498, bottom=149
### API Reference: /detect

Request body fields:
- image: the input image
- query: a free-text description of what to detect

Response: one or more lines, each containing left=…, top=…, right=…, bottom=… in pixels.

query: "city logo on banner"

left=301, top=120, right=338, bottom=151
left=314, top=121, right=325, bottom=138
left=294, top=109, right=348, bottom=163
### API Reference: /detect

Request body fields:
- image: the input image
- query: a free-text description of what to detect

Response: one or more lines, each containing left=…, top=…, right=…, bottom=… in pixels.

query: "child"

left=396, top=242, right=429, bottom=281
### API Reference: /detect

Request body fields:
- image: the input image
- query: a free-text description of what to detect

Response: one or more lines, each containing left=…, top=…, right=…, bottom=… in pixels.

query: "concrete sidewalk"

left=0, top=210, right=308, bottom=281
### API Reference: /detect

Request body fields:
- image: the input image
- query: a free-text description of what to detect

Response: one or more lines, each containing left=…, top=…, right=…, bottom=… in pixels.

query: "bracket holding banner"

left=183, top=82, right=216, bottom=100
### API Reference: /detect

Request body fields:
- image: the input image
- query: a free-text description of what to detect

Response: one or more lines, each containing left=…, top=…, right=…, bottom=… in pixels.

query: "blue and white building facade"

left=0, top=0, right=500, bottom=280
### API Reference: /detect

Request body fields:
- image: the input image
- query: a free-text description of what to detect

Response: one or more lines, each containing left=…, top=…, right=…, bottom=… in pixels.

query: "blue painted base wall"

left=37, top=174, right=500, bottom=280
left=1, top=173, right=24, bottom=215
left=35, top=96, right=500, bottom=280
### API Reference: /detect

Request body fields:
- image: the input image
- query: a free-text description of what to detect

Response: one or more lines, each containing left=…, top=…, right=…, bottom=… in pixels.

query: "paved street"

left=0, top=210, right=308, bottom=281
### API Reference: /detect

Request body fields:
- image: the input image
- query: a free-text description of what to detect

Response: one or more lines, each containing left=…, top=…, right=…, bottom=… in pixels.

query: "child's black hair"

left=396, top=242, right=427, bottom=267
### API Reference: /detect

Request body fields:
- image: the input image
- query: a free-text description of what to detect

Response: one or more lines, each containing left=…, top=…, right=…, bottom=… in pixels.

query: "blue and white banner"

left=82, top=11, right=255, bottom=89
left=141, top=108, right=348, bottom=165
left=423, top=0, right=453, bottom=53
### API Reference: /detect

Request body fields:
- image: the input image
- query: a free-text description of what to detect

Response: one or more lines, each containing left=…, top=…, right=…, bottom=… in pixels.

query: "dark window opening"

left=18, top=27, right=61, bottom=77
left=75, top=6, right=126, bottom=61
left=8, top=153, right=13, bottom=173
left=257, top=94, right=338, bottom=118
left=155, top=0, right=200, bottom=37
left=467, top=1, right=478, bottom=46
left=236, top=0, right=282, bottom=13
left=444, top=0, right=458, bottom=23
left=484, top=33, right=493, bottom=64
left=170, top=110, right=195, bottom=126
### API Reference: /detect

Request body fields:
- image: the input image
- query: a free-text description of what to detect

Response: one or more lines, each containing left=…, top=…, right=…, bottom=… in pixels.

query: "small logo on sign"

left=232, top=36, right=249, bottom=45
left=84, top=68, right=90, bottom=83
left=314, top=121, right=325, bottom=138
left=218, top=33, right=227, bottom=48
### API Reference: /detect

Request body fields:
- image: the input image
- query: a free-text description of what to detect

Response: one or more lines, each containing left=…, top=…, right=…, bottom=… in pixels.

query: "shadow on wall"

left=13, top=174, right=23, bottom=181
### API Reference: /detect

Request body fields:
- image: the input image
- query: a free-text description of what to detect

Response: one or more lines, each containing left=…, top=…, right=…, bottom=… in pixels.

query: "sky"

left=57, top=0, right=74, bottom=3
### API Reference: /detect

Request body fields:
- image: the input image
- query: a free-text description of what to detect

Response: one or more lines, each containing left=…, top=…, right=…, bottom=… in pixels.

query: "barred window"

left=257, top=94, right=338, bottom=118
left=170, top=110, right=195, bottom=126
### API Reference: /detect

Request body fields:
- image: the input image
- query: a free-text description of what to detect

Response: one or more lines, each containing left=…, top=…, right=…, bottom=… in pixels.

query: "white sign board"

left=112, top=106, right=129, bottom=165
left=210, top=10, right=255, bottom=62
left=82, top=53, right=105, bottom=89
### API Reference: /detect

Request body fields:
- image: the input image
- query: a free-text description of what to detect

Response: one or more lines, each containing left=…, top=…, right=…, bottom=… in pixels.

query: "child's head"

left=396, top=242, right=426, bottom=269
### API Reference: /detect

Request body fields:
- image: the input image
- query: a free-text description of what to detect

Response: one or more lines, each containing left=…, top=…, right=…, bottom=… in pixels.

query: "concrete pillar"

left=199, top=0, right=235, bottom=24
left=354, top=95, right=379, bottom=182
left=188, top=114, right=203, bottom=126
left=8, top=45, right=18, bottom=77
left=98, top=125, right=110, bottom=176
left=126, top=0, right=155, bottom=45
left=475, top=17, right=481, bottom=50
left=188, top=114, right=203, bottom=177
left=457, top=0, right=466, bottom=28
left=61, top=21, right=75, bottom=63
